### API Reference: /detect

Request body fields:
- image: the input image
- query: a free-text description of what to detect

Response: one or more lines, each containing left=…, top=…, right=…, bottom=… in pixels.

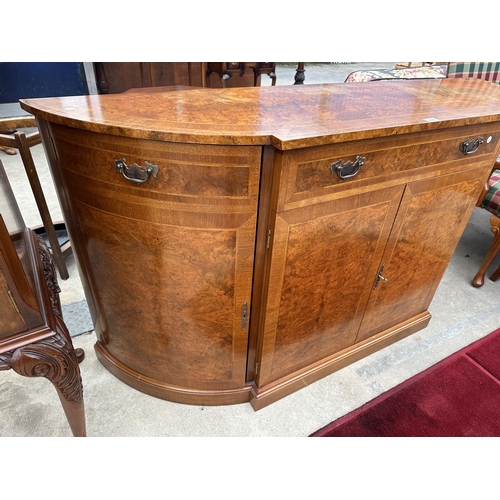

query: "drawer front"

left=49, top=123, right=261, bottom=215
left=276, top=123, right=500, bottom=211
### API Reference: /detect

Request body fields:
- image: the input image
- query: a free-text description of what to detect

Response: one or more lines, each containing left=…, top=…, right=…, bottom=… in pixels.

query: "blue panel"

left=0, top=62, right=87, bottom=103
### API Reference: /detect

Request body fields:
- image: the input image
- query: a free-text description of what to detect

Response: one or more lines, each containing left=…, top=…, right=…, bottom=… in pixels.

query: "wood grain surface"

left=25, top=79, right=500, bottom=409
left=47, top=124, right=261, bottom=395
left=21, top=79, right=500, bottom=150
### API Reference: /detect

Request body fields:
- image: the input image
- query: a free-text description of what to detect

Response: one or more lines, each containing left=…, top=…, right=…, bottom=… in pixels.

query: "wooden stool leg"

left=472, top=215, right=500, bottom=287
left=15, top=131, right=69, bottom=280
left=5, top=326, right=86, bottom=437
left=489, top=263, right=500, bottom=282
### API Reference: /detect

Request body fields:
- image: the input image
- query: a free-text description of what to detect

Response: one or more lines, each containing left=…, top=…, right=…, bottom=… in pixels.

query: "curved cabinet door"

left=48, top=123, right=262, bottom=397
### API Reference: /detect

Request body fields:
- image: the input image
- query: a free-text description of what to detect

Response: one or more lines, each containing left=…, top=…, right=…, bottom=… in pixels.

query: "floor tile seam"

left=464, top=353, right=500, bottom=386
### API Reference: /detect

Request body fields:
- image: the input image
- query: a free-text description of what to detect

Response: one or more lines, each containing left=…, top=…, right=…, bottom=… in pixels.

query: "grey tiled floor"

left=1, top=62, right=500, bottom=437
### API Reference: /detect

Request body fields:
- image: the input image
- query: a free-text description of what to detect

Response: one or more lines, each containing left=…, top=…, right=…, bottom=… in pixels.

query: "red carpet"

left=310, top=328, right=500, bottom=437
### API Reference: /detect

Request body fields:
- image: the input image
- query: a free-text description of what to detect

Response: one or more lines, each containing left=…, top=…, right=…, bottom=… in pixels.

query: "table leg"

left=294, top=63, right=305, bottom=84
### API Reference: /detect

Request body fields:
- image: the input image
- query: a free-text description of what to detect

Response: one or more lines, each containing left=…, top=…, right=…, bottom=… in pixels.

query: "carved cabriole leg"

left=1, top=325, right=86, bottom=437
left=0, top=234, right=86, bottom=435
left=472, top=215, right=500, bottom=287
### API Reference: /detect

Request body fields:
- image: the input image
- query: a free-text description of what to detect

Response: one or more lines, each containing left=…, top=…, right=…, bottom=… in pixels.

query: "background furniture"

left=345, top=64, right=448, bottom=82
left=0, top=160, right=85, bottom=436
left=21, top=78, right=500, bottom=410
left=204, top=62, right=276, bottom=87
left=395, top=62, right=435, bottom=68
left=345, top=62, right=500, bottom=83
left=93, top=62, right=206, bottom=93
left=446, top=62, right=500, bottom=83
left=294, top=62, right=305, bottom=84
left=472, top=163, right=500, bottom=287
left=93, top=62, right=276, bottom=94
left=446, top=63, right=500, bottom=286
left=0, top=117, right=71, bottom=280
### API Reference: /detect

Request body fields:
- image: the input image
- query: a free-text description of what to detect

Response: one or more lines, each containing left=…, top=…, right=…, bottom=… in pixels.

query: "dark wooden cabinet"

left=204, top=62, right=276, bottom=87
left=93, top=62, right=276, bottom=94
left=0, top=161, right=86, bottom=436
left=20, top=79, right=500, bottom=410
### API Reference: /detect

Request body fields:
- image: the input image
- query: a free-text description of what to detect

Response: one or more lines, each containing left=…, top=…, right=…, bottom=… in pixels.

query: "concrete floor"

left=2, top=63, right=500, bottom=437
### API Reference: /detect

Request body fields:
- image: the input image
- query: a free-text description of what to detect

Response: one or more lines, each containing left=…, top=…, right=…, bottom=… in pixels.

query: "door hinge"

left=255, top=362, right=259, bottom=375
left=242, top=301, right=248, bottom=330
left=267, top=229, right=271, bottom=249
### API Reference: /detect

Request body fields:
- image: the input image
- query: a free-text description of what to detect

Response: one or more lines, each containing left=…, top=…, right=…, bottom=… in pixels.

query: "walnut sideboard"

left=20, top=79, right=500, bottom=410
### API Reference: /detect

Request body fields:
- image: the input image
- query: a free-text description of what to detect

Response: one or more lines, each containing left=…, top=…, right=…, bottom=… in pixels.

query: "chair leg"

left=489, top=263, right=500, bottom=282
left=472, top=215, right=500, bottom=287
left=2, top=321, right=86, bottom=437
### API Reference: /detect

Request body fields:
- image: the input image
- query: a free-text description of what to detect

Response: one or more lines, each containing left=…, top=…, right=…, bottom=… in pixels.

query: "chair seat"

left=345, top=65, right=448, bottom=82
left=482, top=169, right=500, bottom=217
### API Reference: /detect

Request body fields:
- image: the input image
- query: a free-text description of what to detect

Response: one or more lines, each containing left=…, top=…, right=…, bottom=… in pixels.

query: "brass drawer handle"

left=459, top=136, right=484, bottom=155
left=114, top=158, right=159, bottom=184
left=330, top=156, right=366, bottom=179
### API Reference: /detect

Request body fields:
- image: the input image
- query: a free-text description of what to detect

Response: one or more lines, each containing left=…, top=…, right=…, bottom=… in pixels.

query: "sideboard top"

left=20, top=78, right=500, bottom=150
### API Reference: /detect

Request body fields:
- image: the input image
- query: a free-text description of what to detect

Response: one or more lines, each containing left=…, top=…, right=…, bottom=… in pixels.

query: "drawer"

left=275, top=123, right=500, bottom=211
left=49, top=123, right=261, bottom=210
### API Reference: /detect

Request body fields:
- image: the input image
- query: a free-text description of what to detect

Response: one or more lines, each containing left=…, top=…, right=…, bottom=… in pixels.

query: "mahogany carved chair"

left=472, top=162, right=500, bottom=287
left=0, top=159, right=86, bottom=436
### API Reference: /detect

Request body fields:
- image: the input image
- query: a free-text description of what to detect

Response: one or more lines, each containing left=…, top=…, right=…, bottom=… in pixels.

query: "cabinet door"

left=256, top=184, right=405, bottom=386
left=356, top=166, right=488, bottom=343
left=49, top=125, right=262, bottom=393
